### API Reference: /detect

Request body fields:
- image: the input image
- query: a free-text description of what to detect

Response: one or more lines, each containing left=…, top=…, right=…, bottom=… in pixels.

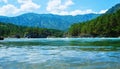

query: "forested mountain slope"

left=68, top=9, right=120, bottom=37
left=0, top=13, right=99, bottom=30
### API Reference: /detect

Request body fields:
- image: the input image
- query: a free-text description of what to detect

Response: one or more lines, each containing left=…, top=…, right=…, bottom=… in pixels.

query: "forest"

left=68, top=9, right=120, bottom=37
left=0, top=8, right=120, bottom=38
left=0, top=23, right=63, bottom=38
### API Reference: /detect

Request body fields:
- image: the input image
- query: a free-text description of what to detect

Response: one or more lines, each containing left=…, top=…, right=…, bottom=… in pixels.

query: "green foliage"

left=0, top=22, right=63, bottom=38
left=0, top=13, right=99, bottom=30
left=106, top=3, right=120, bottom=14
left=0, top=23, right=25, bottom=37
left=68, top=9, right=120, bottom=37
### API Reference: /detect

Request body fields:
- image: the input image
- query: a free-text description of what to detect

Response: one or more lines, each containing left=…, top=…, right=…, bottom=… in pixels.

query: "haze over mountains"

left=0, top=13, right=99, bottom=30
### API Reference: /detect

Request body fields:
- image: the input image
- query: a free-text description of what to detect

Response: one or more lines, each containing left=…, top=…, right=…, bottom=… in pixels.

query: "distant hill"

left=0, top=22, right=63, bottom=38
left=0, top=13, right=99, bottom=30
left=106, top=3, right=120, bottom=14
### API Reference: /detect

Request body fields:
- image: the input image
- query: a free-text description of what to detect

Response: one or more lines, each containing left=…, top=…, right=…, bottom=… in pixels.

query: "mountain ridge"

left=106, top=3, right=120, bottom=14
left=0, top=13, right=100, bottom=30
left=68, top=3, right=120, bottom=37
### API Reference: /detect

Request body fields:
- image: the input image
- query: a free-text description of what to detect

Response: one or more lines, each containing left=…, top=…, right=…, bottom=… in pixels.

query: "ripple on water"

left=0, top=46, right=120, bottom=64
left=0, top=38, right=120, bottom=69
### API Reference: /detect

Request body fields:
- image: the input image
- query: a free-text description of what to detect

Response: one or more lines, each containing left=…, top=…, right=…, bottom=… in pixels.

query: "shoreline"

left=3, top=37, right=120, bottom=39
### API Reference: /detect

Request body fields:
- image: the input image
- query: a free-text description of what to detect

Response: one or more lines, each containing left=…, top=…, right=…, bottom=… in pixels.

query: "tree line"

left=68, top=9, right=120, bottom=37
left=0, top=10, right=120, bottom=38
left=0, top=23, right=63, bottom=38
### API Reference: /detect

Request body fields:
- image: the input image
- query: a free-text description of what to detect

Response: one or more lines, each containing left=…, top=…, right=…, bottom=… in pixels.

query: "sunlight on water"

left=0, top=38, right=120, bottom=69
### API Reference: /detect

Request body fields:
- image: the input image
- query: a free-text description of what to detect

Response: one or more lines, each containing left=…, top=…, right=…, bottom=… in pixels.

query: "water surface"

left=0, top=38, right=120, bottom=69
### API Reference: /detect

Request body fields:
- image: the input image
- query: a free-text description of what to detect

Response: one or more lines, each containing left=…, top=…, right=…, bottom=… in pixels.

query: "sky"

left=0, top=0, right=120, bottom=16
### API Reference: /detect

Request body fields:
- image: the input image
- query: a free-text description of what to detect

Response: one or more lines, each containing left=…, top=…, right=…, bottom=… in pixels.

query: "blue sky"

left=0, top=0, right=119, bottom=16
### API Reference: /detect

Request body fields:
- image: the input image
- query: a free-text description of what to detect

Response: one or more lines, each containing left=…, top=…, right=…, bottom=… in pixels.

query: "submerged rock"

left=14, top=34, right=21, bottom=38
left=0, top=36, right=4, bottom=40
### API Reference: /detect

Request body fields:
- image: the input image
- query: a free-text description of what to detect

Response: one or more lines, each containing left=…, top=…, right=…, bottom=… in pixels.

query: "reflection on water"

left=0, top=38, right=120, bottom=69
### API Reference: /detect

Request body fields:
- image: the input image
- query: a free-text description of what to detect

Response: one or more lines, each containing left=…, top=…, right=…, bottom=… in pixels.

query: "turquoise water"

left=0, top=38, right=120, bottom=69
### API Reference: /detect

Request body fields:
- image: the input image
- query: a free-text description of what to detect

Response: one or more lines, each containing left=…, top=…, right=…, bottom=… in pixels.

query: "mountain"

left=106, top=3, right=120, bottom=14
left=0, top=13, right=100, bottom=30
left=68, top=3, right=120, bottom=37
left=68, top=9, right=120, bottom=37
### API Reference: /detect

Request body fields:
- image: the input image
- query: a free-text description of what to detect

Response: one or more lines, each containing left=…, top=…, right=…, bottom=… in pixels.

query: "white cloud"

left=0, top=0, right=107, bottom=16
left=99, top=9, right=108, bottom=14
left=60, top=9, right=107, bottom=16
left=0, top=0, right=40, bottom=16
left=46, top=0, right=107, bottom=16
left=46, top=8, right=107, bottom=16
left=46, top=0, right=99, bottom=16
left=47, top=0, right=74, bottom=14
left=18, top=0, right=32, bottom=4
left=0, top=4, right=18, bottom=16
left=19, top=0, right=40, bottom=12
left=69, top=9, right=97, bottom=16
left=0, top=0, right=8, bottom=3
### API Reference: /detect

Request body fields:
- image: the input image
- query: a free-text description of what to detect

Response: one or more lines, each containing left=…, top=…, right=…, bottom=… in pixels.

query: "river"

left=0, top=38, right=120, bottom=69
